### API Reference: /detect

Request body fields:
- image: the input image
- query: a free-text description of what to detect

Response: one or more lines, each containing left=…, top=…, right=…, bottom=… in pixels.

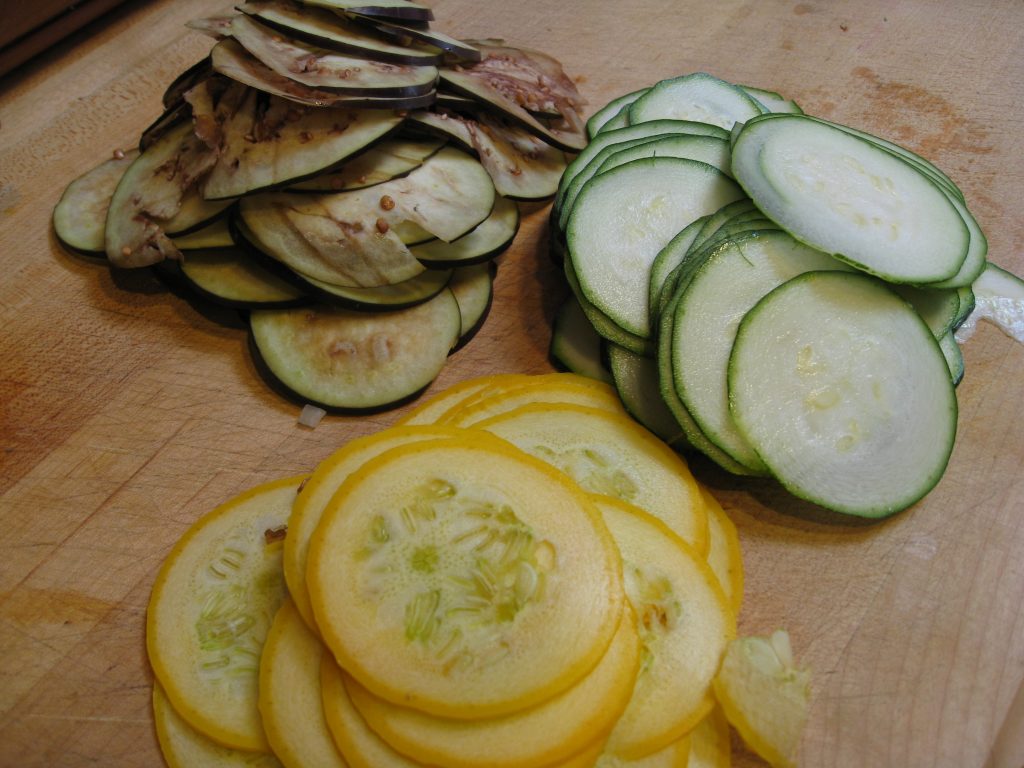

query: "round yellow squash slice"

left=257, top=600, right=348, bottom=768
left=320, top=655, right=424, bottom=768
left=475, top=403, right=709, bottom=555
left=595, top=497, right=735, bottom=760
left=147, top=474, right=305, bottom=752
left=440, top=375, right=628, bottom=427
left=394, top=373, right=533, bottom=426
left=153, top=683, right=284, bottom=768
left=307, top=436, right=625, bottom=719
left=284, top=423, right=509, bottom=631
left=344, top=605, right=639, bottom=768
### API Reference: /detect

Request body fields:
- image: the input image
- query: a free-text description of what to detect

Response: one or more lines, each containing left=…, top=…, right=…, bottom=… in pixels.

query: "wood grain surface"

left=1, top=0, right=1023, bottom=766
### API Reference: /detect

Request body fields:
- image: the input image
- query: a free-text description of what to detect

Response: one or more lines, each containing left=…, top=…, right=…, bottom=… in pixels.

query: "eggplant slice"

left=54, top=149, right=139, bottom=257
left=236, top=146, right=494, bottom=287
left=439, top=41, right=586, bottom=152
left=301, top=0, right=434, bottom=23
left=409, top=110, right=568, bottom=200
left=248, top=289, right=462, bottom=413
left=412, top=196, right=519, bottom=267
left=169, top=247, right=309, bottom=308
left=238, top=1, right=444, bottom=65
left=227, top=14, right=439, bottom=96
left=287, top=137, right=445, bottom=192
left=448, top=261, right=496, bottom=351
left=347, top=14, right=480, bottom=60
left=210, top=38, right=436, bottom=109
left=196, top=81, right=405, bottom=200
left=105, top=121, right=218, bottom=267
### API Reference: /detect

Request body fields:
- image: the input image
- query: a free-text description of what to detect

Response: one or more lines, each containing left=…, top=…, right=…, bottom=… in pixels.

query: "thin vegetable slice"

left=685, top=706, right=732, bottom=768
left=249, top=287, right=461, bottom=412
left=319, top=656, right=425, bottom=768
left=731, top=114, right=969, bottom=283
left=393, top=373, right=534, bottom=426
left=147, top=474, right=305, bottom=751
left=713, top=631, right=811, bottom=768
left=596, top=497, right=734, bottom=759
left=567, top=157, right=745, bottom=338
left=729, top=270, right=957, bottom=517
left=283, top=423, right=505, bottom=630
left=153, top=683, right=283, bottom=768
left=307, top=436, right=625, bottom=718
left=199, top=82, right=405, bottom=200
left=227, top=15, right=438, bottom=96
left=475, top=402, right=709, bottom=554
left=53, top=149, right=138, bottom=256
left=701, top=488, right=743, bottom=616
left=344, top=605, right=639, bottom=768
left=412, top=196, right=520, bottom=267
left=106, top=121, right=216, bottom=267
left=258, top=600, right=348, bottom=768
left=237, top=1, right=444, bottom=64
left=288, top=138, right=444, bottom=192
left=448, top=262, right=495, bottom=349
left=440, top=375, right=627, bottom=427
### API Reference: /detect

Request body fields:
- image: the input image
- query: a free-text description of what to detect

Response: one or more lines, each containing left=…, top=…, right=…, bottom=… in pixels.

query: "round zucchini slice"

left=731, top=114, right=970, bottom=284
left=728, top=270, right=958, bottom=517
left=147, top=474, right=305, bottom=752
left=307, top=436, right=625, bottom=719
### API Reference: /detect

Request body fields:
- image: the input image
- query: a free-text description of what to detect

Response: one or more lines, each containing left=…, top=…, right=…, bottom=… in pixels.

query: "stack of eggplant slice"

left=53, top=0, right=586, bottom=412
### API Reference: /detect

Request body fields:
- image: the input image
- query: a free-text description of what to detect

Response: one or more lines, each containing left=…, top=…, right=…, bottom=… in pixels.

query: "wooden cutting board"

left=1, top=0, right=1022, bottom=765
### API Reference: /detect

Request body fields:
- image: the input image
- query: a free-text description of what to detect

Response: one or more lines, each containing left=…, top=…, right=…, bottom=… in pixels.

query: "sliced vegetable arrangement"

left=551, top=71, right=1021, bottom=518
left=147, top=372, right=810, bottom=768
left=53, top=0, right=587, bottom=412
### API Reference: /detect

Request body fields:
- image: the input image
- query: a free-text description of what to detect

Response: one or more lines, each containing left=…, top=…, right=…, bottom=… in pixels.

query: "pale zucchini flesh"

left=567, top=157, right=745, bottom=338
left=728, top=270, right=957, bottom=517
left=627, top=72, right=766, bottom=129
left=731, top=114, right=970, bottom=283
left=669, top=231, right=852, bottom=472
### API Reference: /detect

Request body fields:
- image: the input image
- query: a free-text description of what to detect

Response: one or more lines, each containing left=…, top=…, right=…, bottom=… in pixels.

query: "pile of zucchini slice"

left=551, top=71, right=1013, bottom=518
left=53, top=0, right=587, bottom=412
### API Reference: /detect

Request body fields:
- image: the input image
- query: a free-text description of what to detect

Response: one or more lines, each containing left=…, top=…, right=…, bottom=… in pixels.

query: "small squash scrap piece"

left=713, top=630, right=811, bottom=768
left=307, top=436, right=625, bottom=718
